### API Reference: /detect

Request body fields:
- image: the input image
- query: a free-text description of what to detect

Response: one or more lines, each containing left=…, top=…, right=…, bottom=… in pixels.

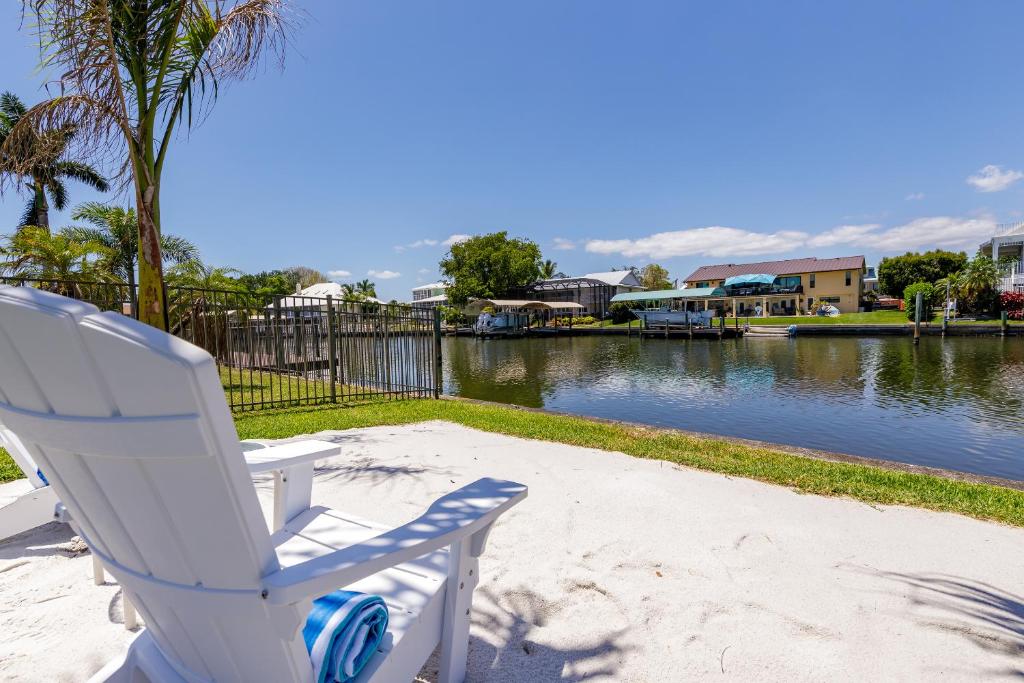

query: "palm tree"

left=7, top=1, right=293, bottom=328
left=0, top=226, right=114, bottom=286
left=355, top=279, right=377, bottom=297
left=165, top=260, right=243, bottom=291
left=64, top=202, right=199, bottom=316
left=0, top=92, right=109, bottom=230
left=540, top=259, right=559, bottom=279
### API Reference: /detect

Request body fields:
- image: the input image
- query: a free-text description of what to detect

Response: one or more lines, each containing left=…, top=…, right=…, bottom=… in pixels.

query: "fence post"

left=1002, top=311, right=1009, bottom=337
left=273, top=298, right=285, bottom=369
left=326, top=295, right=338, bottom=403
left=433, top=307, right=443, bottom=399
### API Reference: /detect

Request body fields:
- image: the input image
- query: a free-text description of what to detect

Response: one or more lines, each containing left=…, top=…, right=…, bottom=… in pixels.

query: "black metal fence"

left=0, top=277, right=442, bottom=411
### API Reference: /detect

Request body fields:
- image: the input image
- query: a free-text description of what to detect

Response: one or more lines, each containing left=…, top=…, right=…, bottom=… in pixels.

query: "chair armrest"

left=243, top=439, right=341, bottom=474
left=261, top=477, right=527, bottom=605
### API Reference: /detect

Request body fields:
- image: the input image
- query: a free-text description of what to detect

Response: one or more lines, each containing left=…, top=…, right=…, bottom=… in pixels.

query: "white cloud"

left=394, top=238, right=439, bottom=252
left=442, top=233, right=471, bottom=246
left=807, top=216, right=995, bottom=251
left=905, top=192, right=925, bottom=201
left=585, top=226, right=805, bottom=259
left=585, top=215, right=996, bottom=261
left=552, top=237, right=576, bottom=250
left=966, top=165, right=1024, bottom=193
left=327, top=269, right=351, bottom=280
left=417, top=267, right=432, bottom=274
left=367, top=269, right=401, bottom=280
left=806, top=224, right=881, bottom=248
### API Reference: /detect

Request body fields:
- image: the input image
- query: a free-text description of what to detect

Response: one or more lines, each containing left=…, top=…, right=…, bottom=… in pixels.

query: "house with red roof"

left=683, top=255, right=866, bottom=315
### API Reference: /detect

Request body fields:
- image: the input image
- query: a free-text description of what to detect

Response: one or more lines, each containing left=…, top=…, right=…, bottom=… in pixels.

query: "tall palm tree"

left=7, top=1, right=293, bottom=329
left=0, top=225, right=113, bottom=283
left=355, top=279, right=377, bottom=297
left=0, top=92, right=109, bottom=230
left=64, top=202, right=199, bottom=316
left=540, top=259, right=559, bottom=279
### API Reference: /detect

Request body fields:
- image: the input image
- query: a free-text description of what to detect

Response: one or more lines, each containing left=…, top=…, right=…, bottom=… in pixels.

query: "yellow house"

left=683, top=255, right=866, bottom=315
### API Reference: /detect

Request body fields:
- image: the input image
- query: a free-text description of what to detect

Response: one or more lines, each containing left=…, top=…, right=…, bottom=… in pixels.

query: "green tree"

left=439, top=231, right=542, bottom=307
left=903, top=282, right=937, bottom=321
left=540, top=259, right=559, bottom=279
left=64, top=202, right=198, bottom=316
left=9, top=1, right=292, bottom=328
left=0, top=225, right=113, bottom=282
left=237, top=270, right=294, bottom=298
left=0, top=92, right=109, bottom=230
left=284, top=266, right=328, bottom=291
left=638, top=263, right=672, bottom=290
left=165, top=260, right=243, bottom=291
left=355, top=279, right=377, bottom=297
left=877, top=250, right=967, bottom=297
left=939, top=253, right=1005, bottom=315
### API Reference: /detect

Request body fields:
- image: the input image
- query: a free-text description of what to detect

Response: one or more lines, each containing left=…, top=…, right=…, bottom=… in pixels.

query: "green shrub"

left=903, top=282, right=937, bottom=320
left=608, top=302, right=633, bottom=324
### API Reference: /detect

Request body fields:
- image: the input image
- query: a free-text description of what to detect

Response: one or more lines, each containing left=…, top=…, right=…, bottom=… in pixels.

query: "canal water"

left=442, top=335, right=1024, bottom=481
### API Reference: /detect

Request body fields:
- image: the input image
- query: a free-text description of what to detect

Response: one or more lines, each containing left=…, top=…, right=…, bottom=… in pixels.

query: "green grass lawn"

left=4, top=389, right=1023, bottom=528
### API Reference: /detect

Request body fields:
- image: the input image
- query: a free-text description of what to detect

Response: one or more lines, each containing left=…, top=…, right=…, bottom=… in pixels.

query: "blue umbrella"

left=724, top=273, right=776, bottom=287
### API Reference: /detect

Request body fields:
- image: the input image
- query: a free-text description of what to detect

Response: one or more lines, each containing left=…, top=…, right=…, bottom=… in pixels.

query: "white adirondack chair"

left=0, top=427, right=59, bottom=540
left=0, top=286, right=527, bottom=683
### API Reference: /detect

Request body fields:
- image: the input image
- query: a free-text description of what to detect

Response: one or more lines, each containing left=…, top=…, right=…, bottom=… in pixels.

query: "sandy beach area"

left=2, top=420, right=1023, bottom=681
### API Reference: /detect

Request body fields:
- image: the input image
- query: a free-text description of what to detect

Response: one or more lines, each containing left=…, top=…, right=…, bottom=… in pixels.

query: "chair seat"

left=272, top=506, right=450, bottom=682
left=0, top=478, right=36, bottom=508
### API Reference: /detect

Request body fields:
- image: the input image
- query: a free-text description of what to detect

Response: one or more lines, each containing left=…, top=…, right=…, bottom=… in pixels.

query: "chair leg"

left=92, top=552, right=105, bottom=585
left=438, top=540, right=479, bottom=683
left=123, top=593, right=138, bottom=630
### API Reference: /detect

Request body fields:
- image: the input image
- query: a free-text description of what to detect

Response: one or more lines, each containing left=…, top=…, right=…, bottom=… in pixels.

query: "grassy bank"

left=4, top=397, right=1023, bottom=527
left=234, top=400, right=1024, bottom=527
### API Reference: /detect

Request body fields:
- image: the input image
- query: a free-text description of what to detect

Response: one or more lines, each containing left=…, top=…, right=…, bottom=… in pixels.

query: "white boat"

left=630, top=308, right=715, bottom=326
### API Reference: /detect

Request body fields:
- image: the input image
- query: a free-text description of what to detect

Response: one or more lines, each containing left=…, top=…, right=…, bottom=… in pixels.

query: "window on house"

left=810, top=273, right=816, bottom=288
left=776, top=276, right=801, bottom=289
left=845, top=271, right=852, bottom=287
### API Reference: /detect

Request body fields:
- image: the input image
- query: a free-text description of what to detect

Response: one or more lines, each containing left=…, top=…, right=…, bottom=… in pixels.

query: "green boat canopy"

left=610, top=287, right=717, bottom=303
left=724, top=273, right=776, bottom=287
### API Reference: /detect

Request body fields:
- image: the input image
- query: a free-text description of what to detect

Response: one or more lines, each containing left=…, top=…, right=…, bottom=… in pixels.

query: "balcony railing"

left=999, top=261, right=1024, bottom=292
left=994, top=222, right=1024, bottom=238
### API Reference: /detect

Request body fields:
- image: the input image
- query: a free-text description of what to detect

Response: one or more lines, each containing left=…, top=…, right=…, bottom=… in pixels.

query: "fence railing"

left=0, top=277, right=441, bottom=411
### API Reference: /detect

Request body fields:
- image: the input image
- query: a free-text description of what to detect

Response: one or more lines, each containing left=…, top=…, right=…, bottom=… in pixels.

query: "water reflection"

left=443, top=336, right=1024, bottom=480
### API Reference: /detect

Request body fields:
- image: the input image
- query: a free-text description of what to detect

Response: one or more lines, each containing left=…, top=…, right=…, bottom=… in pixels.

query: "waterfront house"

left=683, top=255, right=866, bottom=315
left=864, top=265, right=879, bottom=294
left=980, top=223, right=1024, bottom=293
left=516, top=270, right=645, bottom=318
left=411, top=281, right=449, bottom=308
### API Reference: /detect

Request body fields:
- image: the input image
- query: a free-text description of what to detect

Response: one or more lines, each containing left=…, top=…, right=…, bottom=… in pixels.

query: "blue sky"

left=3, top=1, right=1024, bottom=300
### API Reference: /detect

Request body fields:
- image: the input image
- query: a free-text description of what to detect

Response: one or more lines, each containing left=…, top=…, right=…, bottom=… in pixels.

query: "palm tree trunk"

left=33, top=180, right=49, bottom=231
left=136, top=182, right=167, bottom=330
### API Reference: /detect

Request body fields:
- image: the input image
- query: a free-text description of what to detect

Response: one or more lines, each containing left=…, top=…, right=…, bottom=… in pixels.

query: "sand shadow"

left=0, top=521, right=76, bottom=561
left=416, top=585, right=633, bottom=681
left=849, top=565, right=1024, bottom=672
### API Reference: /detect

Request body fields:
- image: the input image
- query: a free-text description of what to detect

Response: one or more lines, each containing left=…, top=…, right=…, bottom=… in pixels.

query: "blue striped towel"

left=303, top=590, right=389, bottom=683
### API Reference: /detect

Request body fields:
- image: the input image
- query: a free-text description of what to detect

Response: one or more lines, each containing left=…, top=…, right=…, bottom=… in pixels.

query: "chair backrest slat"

left=0, top=287, right=311, bottom=682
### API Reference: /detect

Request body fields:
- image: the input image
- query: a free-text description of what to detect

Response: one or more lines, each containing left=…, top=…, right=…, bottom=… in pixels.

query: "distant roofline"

left=412, top=281, right=447, bottom=291
left=684, top=255, right=865, bottom=282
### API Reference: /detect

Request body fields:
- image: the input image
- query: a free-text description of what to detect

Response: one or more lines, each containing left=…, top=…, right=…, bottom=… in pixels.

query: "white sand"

left=2, top=420, right=1023, bottom=681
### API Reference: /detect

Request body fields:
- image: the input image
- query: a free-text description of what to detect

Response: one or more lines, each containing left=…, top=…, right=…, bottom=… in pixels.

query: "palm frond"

left=52, top=160, right=110, bottom=192
left=160, top=233, right=200, bottom=264
left=47, top=178, right=68, bottom=211
left=0, top=91, right=27, bottom=119
left=19, top=197, right=37, bottom=228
